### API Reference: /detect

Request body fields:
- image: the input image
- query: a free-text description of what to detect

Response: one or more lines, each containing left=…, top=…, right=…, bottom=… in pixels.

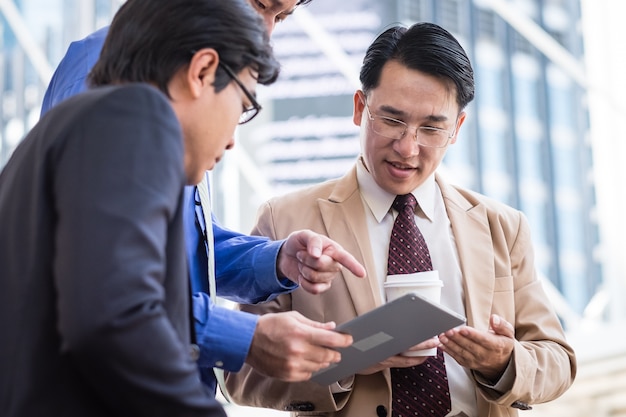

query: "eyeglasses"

left=363, top=100, right=457, bottom=148
left=219, top=62, right=262, bottom=124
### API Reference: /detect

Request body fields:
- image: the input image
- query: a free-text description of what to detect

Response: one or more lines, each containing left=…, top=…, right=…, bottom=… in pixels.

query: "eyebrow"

left=377, top=104, right=449, bottom=123
left=268, top=0, right=297, bottom=16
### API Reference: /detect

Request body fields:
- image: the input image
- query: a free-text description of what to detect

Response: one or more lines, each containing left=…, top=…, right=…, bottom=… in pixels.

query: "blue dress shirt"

left=42, top=26, right=297, bottom=392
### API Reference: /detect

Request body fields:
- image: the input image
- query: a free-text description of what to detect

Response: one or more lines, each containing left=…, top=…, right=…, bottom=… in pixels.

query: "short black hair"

left=296, top=0, right=313, bottom=4
left=360, top=22, right=474, bottom=111
left=89, top=0, right=280, bottom=97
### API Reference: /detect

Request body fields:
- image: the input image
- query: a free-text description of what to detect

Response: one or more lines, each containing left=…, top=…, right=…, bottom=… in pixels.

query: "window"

left=477, top=9, right=497, bottom=41
left=398, top=0, right=427, bottom=22
left=439, top=0, right=463, bottom=34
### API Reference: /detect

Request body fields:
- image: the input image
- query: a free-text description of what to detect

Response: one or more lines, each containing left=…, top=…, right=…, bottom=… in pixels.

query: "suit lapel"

left=437, top=175, right=494, bottom=330
left=313, top=170, right=497, bottom=325
left=318, top=167, right=381, bottom=316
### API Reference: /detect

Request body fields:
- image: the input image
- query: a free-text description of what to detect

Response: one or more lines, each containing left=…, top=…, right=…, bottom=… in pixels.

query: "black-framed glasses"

left=363, top=99, right=457, bottom=148
left=219, top=62, right=262, bottom=125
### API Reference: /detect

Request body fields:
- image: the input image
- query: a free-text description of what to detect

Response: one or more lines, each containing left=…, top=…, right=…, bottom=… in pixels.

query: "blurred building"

left=1, top=0, right=625, bottom=415
left=216, top=0, right=606, bottom=323
left=0, top=0, right=119, bottom=165
left=215, top=1, right=626, bottom=414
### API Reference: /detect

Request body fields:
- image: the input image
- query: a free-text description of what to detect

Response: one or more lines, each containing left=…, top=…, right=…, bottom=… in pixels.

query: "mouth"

left=388, top=160, right=417, bottom=171
left=386, top=160, right=419, bottom=180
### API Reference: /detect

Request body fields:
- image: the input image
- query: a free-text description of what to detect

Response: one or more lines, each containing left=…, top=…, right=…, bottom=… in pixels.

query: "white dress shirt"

left=356, top=158, right=478, bottom=417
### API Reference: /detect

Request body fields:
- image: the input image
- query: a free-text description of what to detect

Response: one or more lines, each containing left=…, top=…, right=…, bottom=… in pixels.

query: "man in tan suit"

left=225, top=22, right=576, bottom=417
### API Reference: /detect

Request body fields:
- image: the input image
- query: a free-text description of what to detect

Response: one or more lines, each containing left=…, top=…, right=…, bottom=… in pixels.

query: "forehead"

left=370, top=61, right=458, bottom=114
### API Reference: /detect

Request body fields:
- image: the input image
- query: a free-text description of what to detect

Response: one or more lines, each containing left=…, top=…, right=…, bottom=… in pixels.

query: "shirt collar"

left=356, top=157, right=437, bottom=222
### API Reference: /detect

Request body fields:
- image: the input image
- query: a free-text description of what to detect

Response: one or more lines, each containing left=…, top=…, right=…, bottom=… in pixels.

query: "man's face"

left=188, top=68, right=260, bottom=184
left=352, top=60, right=466, bottom=195
left=182, top=0, right=300, bottom=184
left=247, top=0, right=300, bottom=35
left=173, top=48, right=261, bottom=184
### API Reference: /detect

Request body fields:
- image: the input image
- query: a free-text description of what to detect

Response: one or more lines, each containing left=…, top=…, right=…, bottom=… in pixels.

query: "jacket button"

left=376, top=405, right=388, bottom=417
left=511, top=400, right=533, bottom=410
left=284, top=402, right=315, bottom=412
left=189, top=344, right=200, bottom=361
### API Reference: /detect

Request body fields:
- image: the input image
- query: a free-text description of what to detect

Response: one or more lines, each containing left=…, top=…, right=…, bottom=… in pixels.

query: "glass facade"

left=219, top=0, right=601, bottom=320
left=401, top=0, right=599, bottom=315
left=0, top=0, right=118, bottom=167
left=0, top=0, right=605, bottom=323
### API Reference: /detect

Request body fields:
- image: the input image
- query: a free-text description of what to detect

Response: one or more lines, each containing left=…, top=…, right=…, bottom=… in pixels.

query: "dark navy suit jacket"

left=0, top=84, right=224, bottom=417
left=40, top=26, right=297, bottom=393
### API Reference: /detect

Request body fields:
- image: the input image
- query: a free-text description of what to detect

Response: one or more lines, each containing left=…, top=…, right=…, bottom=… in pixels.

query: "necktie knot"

left=392, top=193, right=417, bottom=213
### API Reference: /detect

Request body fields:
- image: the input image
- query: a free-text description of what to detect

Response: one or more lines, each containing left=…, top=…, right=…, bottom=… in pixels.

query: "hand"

left=439, top=314, right=515, bottom=382
left=277, top=229, right=366, bottom=294
left=357, top=337, right=441, bottom=375
left=245, top=311, right=353, bottom=382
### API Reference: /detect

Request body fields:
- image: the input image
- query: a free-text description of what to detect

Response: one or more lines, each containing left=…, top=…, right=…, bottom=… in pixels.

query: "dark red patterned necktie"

left=388, top=194, right=451, bottom=417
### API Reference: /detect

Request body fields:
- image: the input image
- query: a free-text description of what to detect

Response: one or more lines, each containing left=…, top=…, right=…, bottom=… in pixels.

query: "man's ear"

left=449, top=111, right=467, bottom=145
left=353, top=90, right=365, bottom=127
left=186, top=48, right=220, bottom=98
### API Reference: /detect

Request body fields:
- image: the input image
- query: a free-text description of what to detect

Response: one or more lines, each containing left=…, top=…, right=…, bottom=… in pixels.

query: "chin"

left=386, top=180, right=421, bottom=196
left=186, top=173, right=202, bottom=186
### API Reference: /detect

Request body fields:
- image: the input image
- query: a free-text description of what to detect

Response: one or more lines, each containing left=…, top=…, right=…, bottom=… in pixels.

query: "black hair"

left=359, top=22, right=474, bottom=111
left=89, top=0, right=280, bottom=97
left=296, top=0, right=313, bottom=4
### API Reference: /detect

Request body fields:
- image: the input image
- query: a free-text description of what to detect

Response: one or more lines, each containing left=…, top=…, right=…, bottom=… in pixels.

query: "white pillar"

left=581, top=0, right=626, bottom=323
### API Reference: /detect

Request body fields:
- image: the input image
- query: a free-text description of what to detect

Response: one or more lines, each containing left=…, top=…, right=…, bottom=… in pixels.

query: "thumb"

left=490, top=314, right=514, bottom=337
left=305, top=232, right=323, bottom=258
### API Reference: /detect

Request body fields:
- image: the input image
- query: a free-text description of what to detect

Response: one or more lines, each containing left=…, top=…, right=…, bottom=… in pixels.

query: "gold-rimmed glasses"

left=363, top=100, right=457, bottom=148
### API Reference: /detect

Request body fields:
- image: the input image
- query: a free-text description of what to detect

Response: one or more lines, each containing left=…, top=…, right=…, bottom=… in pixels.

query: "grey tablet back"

left=310, top=293, right=466, bottom=385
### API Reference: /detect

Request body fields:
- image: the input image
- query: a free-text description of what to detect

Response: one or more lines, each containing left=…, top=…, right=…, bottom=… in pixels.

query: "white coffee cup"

left=384, top=270, right=443, bottom=356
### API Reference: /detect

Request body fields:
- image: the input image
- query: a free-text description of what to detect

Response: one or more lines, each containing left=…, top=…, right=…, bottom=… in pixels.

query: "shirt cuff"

left=193, top=292, right=258, bottom=371
left=252, top=239, right=298, bottom=298
left=330, top=376, right=355, bottom=393
left=475, top=356, right=515, bottom=394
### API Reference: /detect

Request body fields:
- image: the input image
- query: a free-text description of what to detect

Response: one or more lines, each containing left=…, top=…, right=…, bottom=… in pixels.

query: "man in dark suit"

left=0, top=0, right=281, bottom=415
left=37, top=0, right=368, bottom=393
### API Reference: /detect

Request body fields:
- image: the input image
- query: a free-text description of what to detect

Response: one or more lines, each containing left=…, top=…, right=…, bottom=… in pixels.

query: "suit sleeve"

left=475, top=212, right=576, bottom=407
left=212, top=216, right=297, bottom=303
left=225, top=201, right=347, bottom=412
left=190, top=198, right=297, bottom=373
left=193, top=292, right=258, bottom=371
left=52, top=86, right=223, bottom=416
left=40, top=26, right=108, bottom=116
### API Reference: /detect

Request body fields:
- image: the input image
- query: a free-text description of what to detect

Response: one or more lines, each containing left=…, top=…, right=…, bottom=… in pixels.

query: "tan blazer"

left=226, top=165, right=576, bottom=417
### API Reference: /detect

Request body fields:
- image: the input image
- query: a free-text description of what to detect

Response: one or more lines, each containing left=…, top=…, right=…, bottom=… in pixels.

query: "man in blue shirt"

left=41, top=0, right=367, bottom=394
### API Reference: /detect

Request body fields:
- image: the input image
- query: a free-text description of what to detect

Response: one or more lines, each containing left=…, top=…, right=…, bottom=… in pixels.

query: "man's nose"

left=263, top=15, right=277, bottom=35
left=393, top=128, right=421, bottom=157
left=226, top=135, right=235, bottom=150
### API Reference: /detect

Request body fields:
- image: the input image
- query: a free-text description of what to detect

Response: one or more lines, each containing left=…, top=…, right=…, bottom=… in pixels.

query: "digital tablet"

left=310, top=293, right=466, bottom=385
